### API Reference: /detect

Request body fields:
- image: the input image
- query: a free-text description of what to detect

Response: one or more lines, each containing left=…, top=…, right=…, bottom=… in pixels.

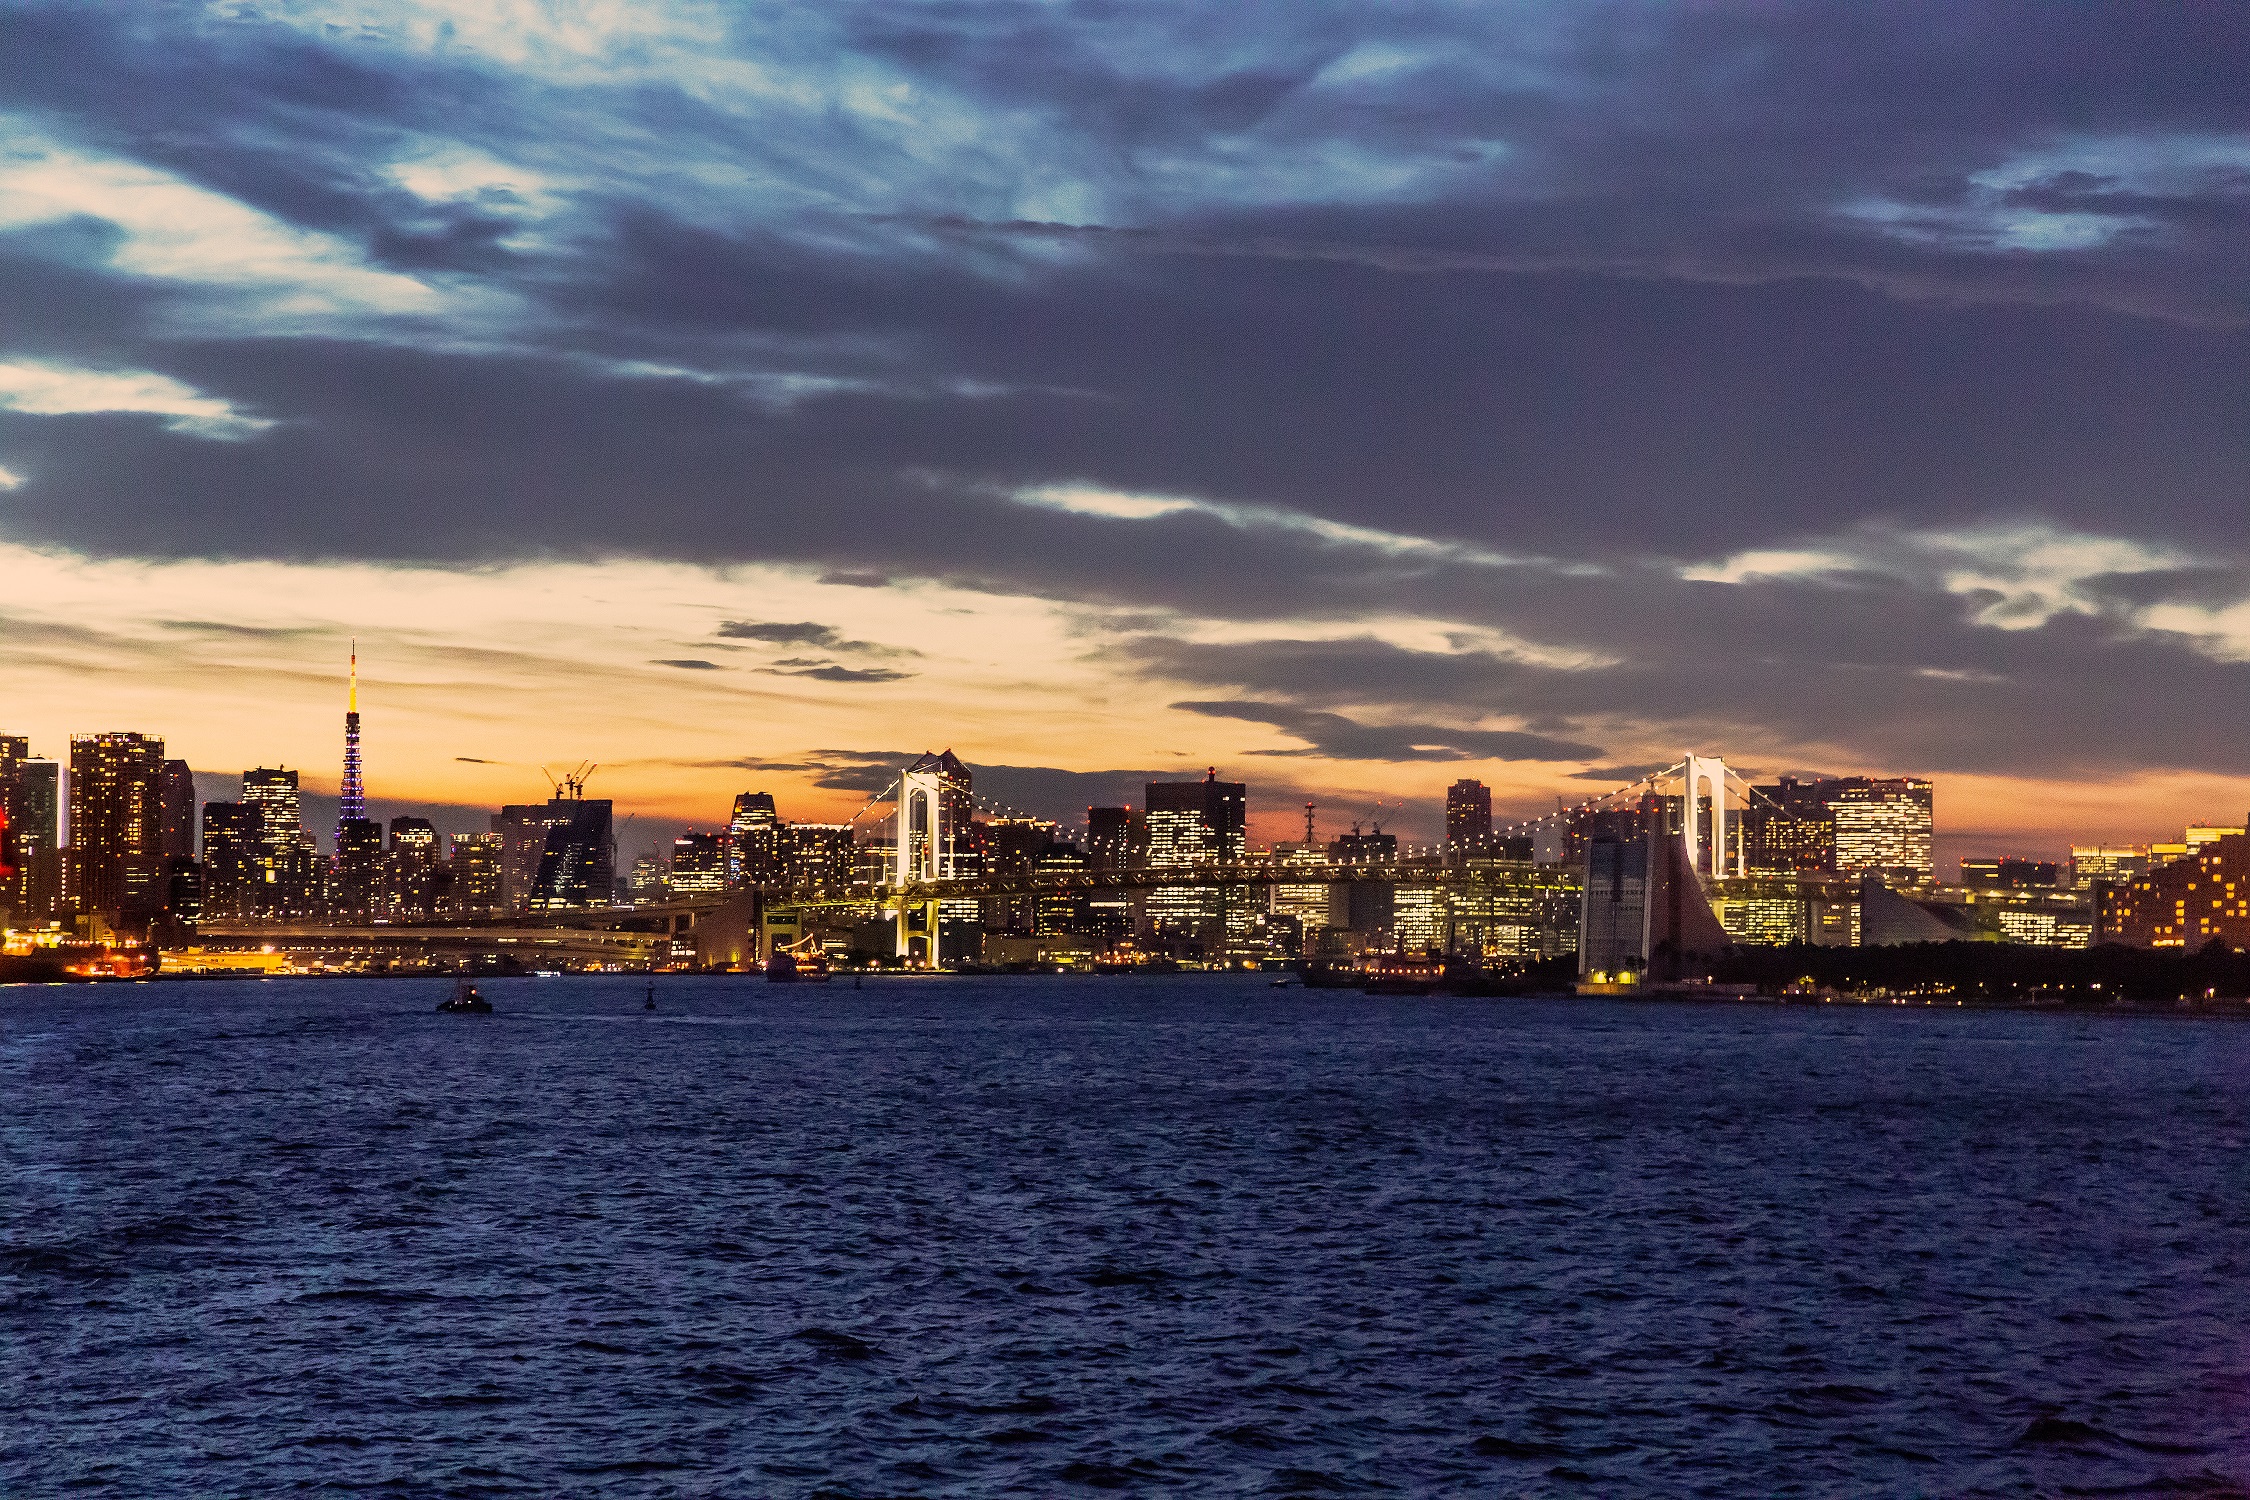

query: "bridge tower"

left=893, top=765, right=951, bottom=964
left=1678, top=753, right=1743, bottom=878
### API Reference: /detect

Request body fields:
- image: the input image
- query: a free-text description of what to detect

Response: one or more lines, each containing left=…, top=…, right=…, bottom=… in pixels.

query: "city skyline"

left=2, top=4, right=2247, bottom=871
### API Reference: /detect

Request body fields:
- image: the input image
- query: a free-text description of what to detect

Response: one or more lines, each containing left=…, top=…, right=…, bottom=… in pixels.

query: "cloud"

left=653, top=657, right=721, bottom=669
left=1173, top=700, right=1601, bottom=764
left=0, top=129, right=439, bottom=321
left=757, top=662, right=915, bottom=683
left=0, top=360, right=272, bottom=439
left=715, top=619, right=912, bottom=656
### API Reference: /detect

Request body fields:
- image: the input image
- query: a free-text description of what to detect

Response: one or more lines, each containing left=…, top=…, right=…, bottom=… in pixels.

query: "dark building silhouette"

left=1959, top=857, right=2060, bottom=890
left=1444, top=779, right=1492, bottom=864
left=160, top=759, right=197, bottom=859
left=333, top=818, right=385, bottom=919
left=200, top=802, right=256, bottom=919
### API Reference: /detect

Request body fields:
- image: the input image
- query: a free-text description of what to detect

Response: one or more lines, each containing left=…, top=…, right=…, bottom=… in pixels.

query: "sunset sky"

left=2, top=2, right=2246, bottom=870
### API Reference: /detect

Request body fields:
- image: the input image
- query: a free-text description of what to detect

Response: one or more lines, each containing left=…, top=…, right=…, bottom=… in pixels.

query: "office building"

left=1444, top=779, right=1492, bottom=864
left=1144, top=771, right=1246, bottom=947
left=1745, top=778, right=1837, bottom=874
left=1086, top=806, right=1138, bottom=870
left=68, top=732, right=168, bottom=919
left=494, top=801, right=575, bottom=914
left=2068, top=845, right=2148, bottom=888
left=1830, top=778, right=1934, bottom=885
left=1327, top=825, right=1398, bottom=938
left=669, top=831, right=730, bottom=895
left=1743, top=775, right=1932, bottom=885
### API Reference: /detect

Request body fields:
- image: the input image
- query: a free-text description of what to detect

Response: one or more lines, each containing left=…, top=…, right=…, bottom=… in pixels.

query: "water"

left=5, top=976, right=2249, bottom=1496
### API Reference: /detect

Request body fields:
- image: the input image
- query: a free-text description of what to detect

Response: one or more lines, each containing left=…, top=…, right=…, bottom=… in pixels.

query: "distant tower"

left=337, top=643, right=365, bottom=840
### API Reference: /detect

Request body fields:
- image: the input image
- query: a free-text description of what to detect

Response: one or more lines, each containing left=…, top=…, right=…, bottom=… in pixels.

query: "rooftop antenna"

left=1304, top=801, right=1316, bottom=847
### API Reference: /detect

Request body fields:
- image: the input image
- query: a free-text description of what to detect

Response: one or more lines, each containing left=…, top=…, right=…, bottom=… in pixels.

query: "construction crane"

left=542, top=761, right=599, bottom=800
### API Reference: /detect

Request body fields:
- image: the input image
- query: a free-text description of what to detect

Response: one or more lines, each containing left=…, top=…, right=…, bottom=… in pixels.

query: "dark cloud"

left=1172, top=700, right=1601, bottom=764
left=757, top=663, right=916, bottom=683
left=653, top=658, right=723, bottom=669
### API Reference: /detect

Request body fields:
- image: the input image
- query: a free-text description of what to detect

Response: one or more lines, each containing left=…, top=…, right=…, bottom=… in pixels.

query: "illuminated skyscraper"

left=727, top=791, right=778, bottom=884
left=1143, top=770, right=1246, bottom=946
left=337, top=644, right=365, bottom=844
left=241, top=767, right=304, bottom=918
left=68, top=732, right=167, bottom=919
left=1829, top=778, right=1934, bottom=886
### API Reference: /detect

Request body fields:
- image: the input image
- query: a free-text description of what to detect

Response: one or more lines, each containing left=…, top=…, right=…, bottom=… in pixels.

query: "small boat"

left=437, top=979, right=493, bottom=1014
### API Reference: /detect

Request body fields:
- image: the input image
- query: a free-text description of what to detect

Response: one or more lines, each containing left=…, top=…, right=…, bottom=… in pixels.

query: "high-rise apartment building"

left=1444, top=779, right=1492, bottom=864
left=68, top=732, right=168, bottom=919
left=384, top=817, right=442, bottom=919
left=447, top=832, right=504, bottom=919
